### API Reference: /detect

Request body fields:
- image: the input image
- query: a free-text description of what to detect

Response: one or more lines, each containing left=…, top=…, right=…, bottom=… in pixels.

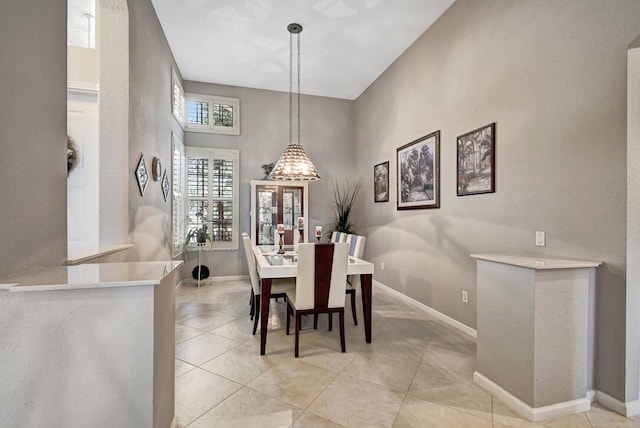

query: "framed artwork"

left=161, top=170, right=170, bottom=202
left=135, top=153, right=149, bottom=196
left=457, top=122, right=495, bottom=196
left=374, top=161, right=389, bottom=203
left=397, top=131, right=440, bottom=210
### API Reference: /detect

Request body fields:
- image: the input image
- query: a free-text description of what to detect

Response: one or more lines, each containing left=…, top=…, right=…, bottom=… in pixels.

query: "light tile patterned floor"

left=175, top=280, right=640, bottom=427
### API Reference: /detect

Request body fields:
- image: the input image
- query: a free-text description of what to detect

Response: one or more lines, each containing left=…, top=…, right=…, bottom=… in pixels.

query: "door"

left=67, top=89, right=100, bottom=250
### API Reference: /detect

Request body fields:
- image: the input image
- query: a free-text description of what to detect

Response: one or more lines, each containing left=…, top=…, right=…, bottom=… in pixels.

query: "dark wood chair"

left=286, top=242, right=349, bottom=357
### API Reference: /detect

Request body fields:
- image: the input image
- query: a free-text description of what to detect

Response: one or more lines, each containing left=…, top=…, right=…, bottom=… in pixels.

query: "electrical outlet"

left=380, top=262, right=385, bottom=271
left=462, top=290, right=469, bottom=303
left=535, top=231, right=546, bottom=247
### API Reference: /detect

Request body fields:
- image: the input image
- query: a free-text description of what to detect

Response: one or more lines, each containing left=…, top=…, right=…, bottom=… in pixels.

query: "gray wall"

left=627, top=38, right=640, bottom=403
left=124, top=0, right=184, bottom=262
left=0, top=0, right=68, bottom=278
left=100, top=0, right=130, bottom=246
left=353, top=0, right=640, bottom=401
left=182, top=81, right=356, bottom=277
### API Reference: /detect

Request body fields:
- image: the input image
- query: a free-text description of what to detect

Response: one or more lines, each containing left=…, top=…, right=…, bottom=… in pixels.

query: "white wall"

left=353, top=0, right=640, bottom=400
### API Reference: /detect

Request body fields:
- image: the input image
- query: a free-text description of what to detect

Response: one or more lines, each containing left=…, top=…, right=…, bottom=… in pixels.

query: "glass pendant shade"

left=268, top=143, right=320, bottom=181
left=268, top=23, right=320, bottom=182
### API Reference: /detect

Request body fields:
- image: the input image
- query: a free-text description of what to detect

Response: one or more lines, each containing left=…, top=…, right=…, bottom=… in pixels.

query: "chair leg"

left=295, top=313, right=301, bottom=358
left=328, top=312, right=333, bottom=331
left=361, top=287, right=366, bottom=323
left=339, top=310, right=346, bottom=353
left=313, top=314, right=318, bottom=330
left=286, top=303, right=291, bottom=335
left=250, top=290, right=255, bottom=319
left=252, top=295, right=260, bottom=335
left=350, top=290, right=358, bottom=325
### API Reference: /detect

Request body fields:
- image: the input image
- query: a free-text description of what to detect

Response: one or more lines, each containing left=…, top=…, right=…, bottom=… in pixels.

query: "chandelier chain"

left=297, top=31, right=301, bottom=146
left=268, top=23, right=320, bottom=181
left=289, top=31, right=293, bottom=146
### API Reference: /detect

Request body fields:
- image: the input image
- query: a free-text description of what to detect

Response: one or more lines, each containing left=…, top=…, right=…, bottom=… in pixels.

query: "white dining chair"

left=286, top=242, right=349, bottom=357
left=242, top=236, right=294, bottom=334
left=345, top=234, right=366, bottom=325
left=241, top=232, right=254, bottom=315
left=330, top=231, right=348, bottom=243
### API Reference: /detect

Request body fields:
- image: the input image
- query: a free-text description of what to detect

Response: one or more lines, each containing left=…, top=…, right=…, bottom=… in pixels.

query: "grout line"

left=491, top=394, right=495, bottom=427
left=175, top=279, right=485, bottom=426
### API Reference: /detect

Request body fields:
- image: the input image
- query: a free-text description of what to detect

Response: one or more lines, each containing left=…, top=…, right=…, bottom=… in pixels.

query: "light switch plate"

left=535, top=231, right=546, bottom=246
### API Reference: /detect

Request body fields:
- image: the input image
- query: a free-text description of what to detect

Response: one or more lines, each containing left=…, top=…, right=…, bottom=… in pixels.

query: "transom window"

left=184, top=93, right=240, bottom=135
left=170, top=73, right=239, bottom=135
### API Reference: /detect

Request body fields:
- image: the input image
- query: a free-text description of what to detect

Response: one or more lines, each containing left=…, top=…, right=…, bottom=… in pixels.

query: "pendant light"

left=268, top=23, right=320, bottom=181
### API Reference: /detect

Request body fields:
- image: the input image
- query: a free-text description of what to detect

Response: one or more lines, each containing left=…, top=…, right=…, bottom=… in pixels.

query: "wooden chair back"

left=296, top=242, right=349, bottom=310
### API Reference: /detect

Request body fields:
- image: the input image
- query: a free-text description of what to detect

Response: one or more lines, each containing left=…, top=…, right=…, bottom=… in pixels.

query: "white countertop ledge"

left=470, top=254, right=602, bottom=269
left=67, top=243, right=134, bottom=265
left=0, top=261, right=183, bottom=292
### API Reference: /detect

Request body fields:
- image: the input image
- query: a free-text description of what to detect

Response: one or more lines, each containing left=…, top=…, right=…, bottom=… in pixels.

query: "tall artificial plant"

left=330, top=180, right=361, bottom=235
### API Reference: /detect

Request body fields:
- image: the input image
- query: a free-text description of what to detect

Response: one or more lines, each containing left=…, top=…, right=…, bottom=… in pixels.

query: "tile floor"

left=174, top=279, right=640, bottom=427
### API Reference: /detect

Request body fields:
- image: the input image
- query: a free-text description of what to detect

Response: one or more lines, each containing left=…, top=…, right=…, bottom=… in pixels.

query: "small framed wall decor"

left=374, top=161, right=389, bottom=203
left=457, top=122, right=495, bottom=196
left=161, top=170, right=170, bottom=202
left=152, top=157, right=162, bottom=181
left=135, top=153, right=149, bottom=196
left=397, top=131, right=440, bottom=210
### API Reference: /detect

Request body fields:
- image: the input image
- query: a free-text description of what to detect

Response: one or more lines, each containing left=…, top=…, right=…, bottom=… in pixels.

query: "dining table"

left=252, top=245, right=375, bottom=355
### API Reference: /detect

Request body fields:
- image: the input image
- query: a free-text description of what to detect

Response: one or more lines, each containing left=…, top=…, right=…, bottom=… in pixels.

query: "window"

left=172, top=68, right=185, bottom=125
left=184, top=93, right=240, bottom=135
left=68, top=0, right=96, bottom=49
left=184, top=147, right=239, bottom=250
left=171, top=133, right=186, bottom=257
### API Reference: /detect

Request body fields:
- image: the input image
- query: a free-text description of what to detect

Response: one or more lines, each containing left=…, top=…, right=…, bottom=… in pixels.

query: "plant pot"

left=192, top=265, right=210, bottom=280
left=196, top=230, right=207, bottom=243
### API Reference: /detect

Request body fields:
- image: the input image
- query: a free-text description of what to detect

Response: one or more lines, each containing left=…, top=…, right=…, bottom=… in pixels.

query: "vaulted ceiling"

left=150, top=0, right=455, bottom=100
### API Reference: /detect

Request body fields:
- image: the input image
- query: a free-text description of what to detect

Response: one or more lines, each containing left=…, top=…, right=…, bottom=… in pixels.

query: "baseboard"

left=374, top=280, right=477, bottom=338
left=595, top=390, right=640, bottom=417
left=627, top=399, right=640, bottom=417
left=211, top=275, right=249, bottom=281
left=474, top=372, right=591, bottom=422
left=177, top=275, right=249, bottom=288
left=170, top=416, right=178, bottom=428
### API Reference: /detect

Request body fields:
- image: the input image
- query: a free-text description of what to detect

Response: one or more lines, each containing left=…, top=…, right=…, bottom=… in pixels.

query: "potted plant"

left=183, top=210, right=212, bottom=284
left=184, top=223, right=211, bottom=245
left=183, top=211, right=212, bottom=248
left=329, top=179, right=361, bottom=235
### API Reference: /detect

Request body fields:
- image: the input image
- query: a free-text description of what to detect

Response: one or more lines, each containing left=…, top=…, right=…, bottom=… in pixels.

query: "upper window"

left=68, top=0, right=96, bottom=49
left=172, top=69, right=186, bottom=125
left=184, top=93, right=240, bottom=135
left=184, top=147, right=239, bottom=250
